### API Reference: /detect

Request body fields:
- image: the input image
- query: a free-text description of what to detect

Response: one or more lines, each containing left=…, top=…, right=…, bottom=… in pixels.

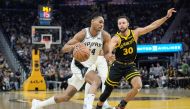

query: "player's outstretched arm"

left=135, top=8, right=176, bottom=36
left=61, top=29, right=85, bottom=53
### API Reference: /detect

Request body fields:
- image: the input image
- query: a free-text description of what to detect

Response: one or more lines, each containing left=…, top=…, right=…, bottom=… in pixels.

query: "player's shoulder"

left=102, top=30, right=111, bottom=39
left=131, top=28, right=139, bottom=36
left=75, top=28, right=86, bottom=35
left=102, top=30, right=110, bottom=36
left=101, top=30, right=111, bottom=43
left=73, top=28, right=87, bottom=41
left=130, top=29, right=136, bottom=33
left=80, top=27, right=90, bottom=37
left=114, top=31, right=120, bottom=36
left=81, top=28, right=87, bottom=34
left=112, top=32, right=122, bottom=39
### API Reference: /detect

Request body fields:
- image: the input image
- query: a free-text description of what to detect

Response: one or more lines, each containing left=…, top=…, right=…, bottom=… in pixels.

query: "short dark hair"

left=117, top=16, right=130, bottom=23
left=91, top=12, right=103, bottom=20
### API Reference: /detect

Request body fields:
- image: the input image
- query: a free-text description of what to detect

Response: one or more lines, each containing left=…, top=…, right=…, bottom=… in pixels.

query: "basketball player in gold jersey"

left=96, top=8, right=176, bottom=109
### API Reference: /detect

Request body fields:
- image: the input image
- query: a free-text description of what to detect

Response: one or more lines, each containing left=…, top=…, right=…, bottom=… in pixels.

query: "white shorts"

left=68, top=59, right=96, bottom=91
left=96, top=56, right=108, bottom=78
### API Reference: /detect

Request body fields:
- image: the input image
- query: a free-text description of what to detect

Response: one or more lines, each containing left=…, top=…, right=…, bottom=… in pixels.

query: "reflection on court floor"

left=2, top=89, right=190, bottom=109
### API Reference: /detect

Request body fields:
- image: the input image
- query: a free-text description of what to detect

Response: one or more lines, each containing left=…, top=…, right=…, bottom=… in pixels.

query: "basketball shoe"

left=95, top=102, right=113, bottom=109
left=102, top=101, right=113, bottom=109
left=113, top=106, right=125, bottom=109
left=31, top=99, right=43, bottom=109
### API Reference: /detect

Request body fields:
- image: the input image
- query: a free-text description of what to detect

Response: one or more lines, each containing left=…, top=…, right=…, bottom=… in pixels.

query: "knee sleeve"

left=99, top=85, right=113, bottom=102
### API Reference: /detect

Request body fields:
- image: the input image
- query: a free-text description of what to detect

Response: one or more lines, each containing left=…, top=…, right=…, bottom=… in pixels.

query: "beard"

left=119, top=27, right=128, bottom=33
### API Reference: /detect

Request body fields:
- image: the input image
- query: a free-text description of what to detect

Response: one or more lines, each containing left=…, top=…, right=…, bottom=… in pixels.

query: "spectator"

left=154, top=63, right=165, bottom=88
left=45, top=65, right=57, bottom=89
left=167, top=65, right=177, bottom=88
left=181, top=60, right=189, bottom=76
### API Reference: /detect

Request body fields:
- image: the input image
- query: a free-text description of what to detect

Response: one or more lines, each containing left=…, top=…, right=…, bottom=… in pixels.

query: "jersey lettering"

left=84, top=42, right=102, bottom=47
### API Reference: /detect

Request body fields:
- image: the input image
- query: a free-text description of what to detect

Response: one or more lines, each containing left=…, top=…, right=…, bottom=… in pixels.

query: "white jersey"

left=81, top=27, right=103, bottom=67
left=69, top=28, right=104, bottom=91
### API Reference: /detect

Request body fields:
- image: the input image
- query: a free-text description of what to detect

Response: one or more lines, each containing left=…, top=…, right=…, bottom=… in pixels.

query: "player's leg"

left=96, top=56, right=112, bottom=108
left=114, top=76, right=142, bottom=109
left=96, top=62, right=122, bottom=109
left=83, top=83, right=91, bottom=109
left=96, top=56, right=108, bottom=91
left=84, top=66, right=102, bottom=109
left=31, top=60, right=85, bottom=109
left=96, top=85, right=114, bottom=109
left=31, top=76, right=84, bottom=109
left=115, top=64, right=142, bottom=109
left=71, top=59, right=101, bottom=109
left=84, top=56, right=111, bottom=109
left=84, top=80, right=111, bottom=109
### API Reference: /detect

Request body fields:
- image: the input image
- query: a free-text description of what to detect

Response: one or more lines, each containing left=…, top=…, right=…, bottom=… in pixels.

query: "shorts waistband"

left=115, top=60, right=134, bottom=65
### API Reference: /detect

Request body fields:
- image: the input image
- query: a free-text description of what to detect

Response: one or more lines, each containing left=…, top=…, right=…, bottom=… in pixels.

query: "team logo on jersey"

left=84, top=42, right=102, bottom=47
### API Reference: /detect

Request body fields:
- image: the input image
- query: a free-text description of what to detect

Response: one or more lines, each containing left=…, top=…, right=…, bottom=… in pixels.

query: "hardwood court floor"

left=1, top=88, right=190, bottom=109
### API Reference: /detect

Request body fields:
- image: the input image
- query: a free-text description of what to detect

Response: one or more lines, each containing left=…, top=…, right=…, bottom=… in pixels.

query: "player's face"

left=92, top=16, right=104, bottom=32
left=118, top=18, right=129, bottom=33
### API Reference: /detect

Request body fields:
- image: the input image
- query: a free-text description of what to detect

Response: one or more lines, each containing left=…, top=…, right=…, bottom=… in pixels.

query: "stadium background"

left=0, top=0, right=189, bottom=109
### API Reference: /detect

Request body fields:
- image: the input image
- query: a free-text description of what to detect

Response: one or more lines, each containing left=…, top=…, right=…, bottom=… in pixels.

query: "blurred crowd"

left=0, top=52, right=21, bottom=91
left=170, top=8, right=190, bottom=50
left=139, top=60, right=190, bottom=89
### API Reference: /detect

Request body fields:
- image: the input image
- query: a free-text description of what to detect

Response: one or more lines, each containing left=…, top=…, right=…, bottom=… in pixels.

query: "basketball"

left=73, top=43, right=90, bottom=62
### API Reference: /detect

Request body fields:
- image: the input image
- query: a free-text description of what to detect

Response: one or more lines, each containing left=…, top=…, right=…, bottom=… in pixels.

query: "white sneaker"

left=31, top=99, right=43, bottom=109
left=83, top=104, right=87, bottom=109
left=102, top=104, right=113, bottom=109
left=86, top=105, right=93, bottom=109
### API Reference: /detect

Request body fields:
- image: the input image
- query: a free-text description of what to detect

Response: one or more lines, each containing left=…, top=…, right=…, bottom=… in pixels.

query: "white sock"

left=103, top=100, right=110, bottom=106
left=86, top=94, right=95, bottom=109
left=39, top=96, right=56, bottom=107
left=83, top=83, right=91, bottom=109
left=83, top=97, right=88, bottom=109
left=85, top=83, right=91, bottom=97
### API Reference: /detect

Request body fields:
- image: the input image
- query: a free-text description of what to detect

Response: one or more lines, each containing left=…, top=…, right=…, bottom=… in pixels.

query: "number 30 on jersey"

left=123, top=47, right=133, bottom=55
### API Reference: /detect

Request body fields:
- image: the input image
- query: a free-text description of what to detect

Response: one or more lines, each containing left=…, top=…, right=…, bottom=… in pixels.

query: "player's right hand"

left=72, top=43, right=82, bottom=51
left=166, top=8, right=176, bottom=18
left=74, top=43, right=86, bottom=48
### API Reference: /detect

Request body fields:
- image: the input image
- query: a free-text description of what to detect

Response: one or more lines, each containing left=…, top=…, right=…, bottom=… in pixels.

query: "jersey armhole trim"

left=115, top=34, right=121, bottom=48
left=131, top=30, right=137, bottom=43
left=81, top=28, right=87, bottom=43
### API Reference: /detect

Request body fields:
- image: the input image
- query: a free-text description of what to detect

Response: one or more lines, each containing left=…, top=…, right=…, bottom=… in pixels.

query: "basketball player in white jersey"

left=83, top=51, right=112, bottom=109
left=31, top=14, right=111, bottom=109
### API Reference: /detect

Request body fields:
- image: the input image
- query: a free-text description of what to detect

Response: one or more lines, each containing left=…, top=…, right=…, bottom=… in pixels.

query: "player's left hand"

left=104, top=52, right=112, bottom=61
left=166, top=8, right=176, bottom=18
left=105, top=53, right=115, bottom=65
